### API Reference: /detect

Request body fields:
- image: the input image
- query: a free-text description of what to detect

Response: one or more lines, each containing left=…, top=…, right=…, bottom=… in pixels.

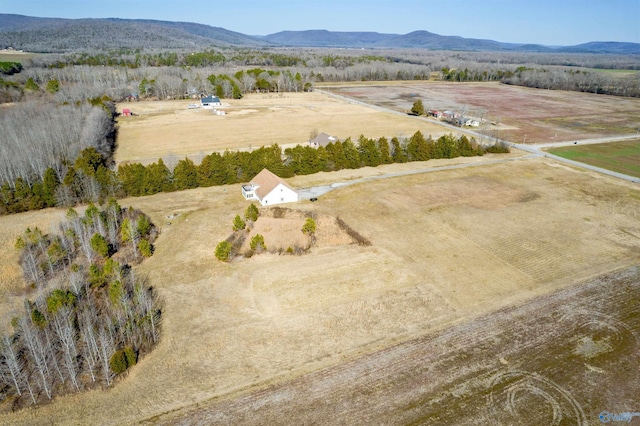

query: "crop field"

left=114, top=92, right=456, bottom=165
left=0, top=151, right=639, bottom=424
left=547, top=139, right=640, bottom=178
left=319, top=81, right=640, bottom=144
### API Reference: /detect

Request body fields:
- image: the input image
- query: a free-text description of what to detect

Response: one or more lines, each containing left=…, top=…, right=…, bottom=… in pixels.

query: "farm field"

left=0, top=154, right=639, bottom=424
left=0, top=49, right=36, bottom=62
left=114, top=92, right=456, bottom=165
left=547, top=139, right=640, bottom=178
left=319, top=81, right=640, bottom=144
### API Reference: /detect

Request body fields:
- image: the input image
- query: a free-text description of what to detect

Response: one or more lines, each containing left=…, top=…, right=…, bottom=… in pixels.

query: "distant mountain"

left=558, top=41, right=640, bottom=55
left=259, top=30, right=397, bottom=48
left=0, top=14, right=267, bottom=51
left=263, top=30, right=640, bottom=54
left=377, top=30, right=513, bottom=50
left=1, top=14, right=638, bottom=54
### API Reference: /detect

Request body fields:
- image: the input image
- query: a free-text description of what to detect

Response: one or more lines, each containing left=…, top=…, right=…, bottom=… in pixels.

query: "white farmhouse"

left=200, top=95, right=222, bottom=109
left=242, top=168, right=299, bottom=206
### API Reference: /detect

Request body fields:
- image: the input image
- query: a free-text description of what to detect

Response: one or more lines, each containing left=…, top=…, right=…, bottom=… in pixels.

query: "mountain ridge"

left=1, top=14, right=638, bottom=54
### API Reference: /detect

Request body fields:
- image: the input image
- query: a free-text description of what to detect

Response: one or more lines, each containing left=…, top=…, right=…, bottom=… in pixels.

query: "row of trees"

left=117, top=132, right=494, bottom=198
left=2, top=200, right=160, bottom=409
left=0, top=132, right=505, bottom=215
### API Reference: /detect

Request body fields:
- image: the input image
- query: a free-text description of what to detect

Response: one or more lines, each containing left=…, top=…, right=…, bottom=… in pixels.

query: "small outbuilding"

left=242, top=168, right=299, bottom=206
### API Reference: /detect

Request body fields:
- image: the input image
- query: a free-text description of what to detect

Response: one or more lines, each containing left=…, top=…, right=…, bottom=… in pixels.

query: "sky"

left=1, top=0, right=639, bottom=45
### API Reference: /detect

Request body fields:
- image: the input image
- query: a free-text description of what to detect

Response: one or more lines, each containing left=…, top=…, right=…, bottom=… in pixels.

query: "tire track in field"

left=147, top=266, right=640, bottom=426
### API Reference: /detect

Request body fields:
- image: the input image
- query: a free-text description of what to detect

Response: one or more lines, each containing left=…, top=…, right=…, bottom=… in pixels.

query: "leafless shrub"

left=335, top=217, right=372, bottom=246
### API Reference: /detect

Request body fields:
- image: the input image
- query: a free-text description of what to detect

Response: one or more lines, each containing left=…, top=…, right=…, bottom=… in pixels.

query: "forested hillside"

left=0, top=14, right=266, bottom=52
left=2, top=14, right=639, bottom=53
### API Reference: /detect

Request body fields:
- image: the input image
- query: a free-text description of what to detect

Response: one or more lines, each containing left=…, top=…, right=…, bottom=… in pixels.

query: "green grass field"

left=548, top=140, right=640, bottom=178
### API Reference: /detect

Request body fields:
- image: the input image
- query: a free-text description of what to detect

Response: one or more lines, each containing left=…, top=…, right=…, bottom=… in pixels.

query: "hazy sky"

left=1, top=0, right=639, bottom=45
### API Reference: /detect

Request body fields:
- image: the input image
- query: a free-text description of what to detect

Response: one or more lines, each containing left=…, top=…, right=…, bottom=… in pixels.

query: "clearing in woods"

left=0, top=153, right=639, bottom=424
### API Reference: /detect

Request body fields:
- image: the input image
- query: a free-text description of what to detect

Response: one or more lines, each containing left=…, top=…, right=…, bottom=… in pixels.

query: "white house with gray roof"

left=242, top=169, right=299, bottom=206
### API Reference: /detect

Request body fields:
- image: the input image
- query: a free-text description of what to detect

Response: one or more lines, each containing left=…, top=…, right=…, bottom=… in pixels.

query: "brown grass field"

left=114, top=92, right=458, bottom=165
left=319, top=81, right=640, bottom=145
left=0, top=88, right=639, bottom=424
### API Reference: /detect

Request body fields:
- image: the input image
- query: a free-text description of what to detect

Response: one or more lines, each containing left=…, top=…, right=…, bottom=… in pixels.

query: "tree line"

left=3, top=48, right=638, bottom=106
left=117, top=132, right=499, bottom=197
left=0, top=132, right=507, bottom=215
left=1, top=200, right=160, bottom=410
left=0, top=98, right=117, bottom=185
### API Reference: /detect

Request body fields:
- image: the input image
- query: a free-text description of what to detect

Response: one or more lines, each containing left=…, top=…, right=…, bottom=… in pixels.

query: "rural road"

left=314, top=88, right=640, bottom=187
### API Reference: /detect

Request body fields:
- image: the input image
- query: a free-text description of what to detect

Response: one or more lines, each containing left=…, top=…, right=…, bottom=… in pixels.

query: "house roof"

left=201, top=95, right=221, bottom=103
left=309, top=132, right=338, bottom=147
left=251, top=168, right=295, bottom=199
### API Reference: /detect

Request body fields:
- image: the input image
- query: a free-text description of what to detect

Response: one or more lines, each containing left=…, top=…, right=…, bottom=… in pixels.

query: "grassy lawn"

left=548, top=140, right=640, bottom=178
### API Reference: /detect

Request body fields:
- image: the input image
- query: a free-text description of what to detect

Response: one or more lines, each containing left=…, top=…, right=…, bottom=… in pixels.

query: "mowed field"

left=0, top=153, right=639, bottom=424
left=548, top=139, right=640, bottom=178
left=319, top=81, right=640, bottom=144
left=114, top=92, right=457, bottom=165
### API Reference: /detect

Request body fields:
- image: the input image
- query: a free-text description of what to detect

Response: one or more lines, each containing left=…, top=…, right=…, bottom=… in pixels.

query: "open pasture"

left=114, top=92, right=455, bottom=165
left=548, top=139, right=640, bottom=178
left=0, top=154, right=639, bottom=424
left=0, top=50, right=36, bottom=63
left=321, top=81, right=640, bottom=144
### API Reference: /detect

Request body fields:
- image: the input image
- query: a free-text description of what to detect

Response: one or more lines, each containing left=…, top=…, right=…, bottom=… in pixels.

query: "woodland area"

left=0, top=46, right=638, bottom=215
left=1, top=200, right=160, bottom=410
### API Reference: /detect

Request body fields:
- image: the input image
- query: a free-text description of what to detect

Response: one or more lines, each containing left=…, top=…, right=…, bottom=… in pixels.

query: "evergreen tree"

left=378, top=137, right=393, bottom=164
left=302, top=217, right=317, bottom=235
left=232, top=215, right=246, bottom=231
left=342, top=138, right=361, bottom=169
left=215, top=240, right=232, bottom=262
left=144, top=159, right=173, bottom=194
left=173, top=158, right=198, bottom=190
left=244, top=203, right=259, bottom=222
left=358, top=135, right=381, bottom=167
left=198, top=152, right=228, bottom=187
left=42, top=167, right=59, bottom=207
left=90, top=233, right=110, bottom=258
left=118, top=163, right=147, bottom=196
left=24, top=77, right=39, bottom=91
left=250, top=234, right=266, bottom=251
left=391, top=137, right=408, bottom=163
left=411, top=99, right=425, bottom=115
left=407, top=131, right=430, bottom=161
